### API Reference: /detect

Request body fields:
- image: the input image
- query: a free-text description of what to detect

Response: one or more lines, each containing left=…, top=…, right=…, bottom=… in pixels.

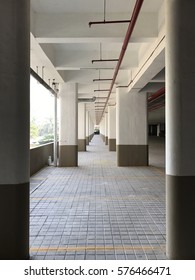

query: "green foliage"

left=38, top=134, right=54, bottom=144
left=30, top=119, right=39, bottom=139
left=30, top=116, right=59, bottom=146
left=38, top=117, right=54, bottom=137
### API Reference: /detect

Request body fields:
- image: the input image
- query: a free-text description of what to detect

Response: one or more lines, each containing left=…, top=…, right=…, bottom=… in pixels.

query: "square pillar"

left=0, top=0, right=30, bottom=259
left=105, top=113, right=108, bottom=145
left=108, top=106, right=116, bottom=151
left=166, top=0, right=195, bottom=260
left=59, top=83, right=78, bottom=167
left=78, top=103, right=86, bottom=151
left=116, top=88, right=148, bottom=166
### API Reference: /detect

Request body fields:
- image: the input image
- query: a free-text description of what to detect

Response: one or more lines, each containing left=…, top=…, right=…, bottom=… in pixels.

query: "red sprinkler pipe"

left=99, top=0, right=145, bottom=123
left=148, top=102, right=165, bottom=112
left=148, top=87, right=165, bottom=103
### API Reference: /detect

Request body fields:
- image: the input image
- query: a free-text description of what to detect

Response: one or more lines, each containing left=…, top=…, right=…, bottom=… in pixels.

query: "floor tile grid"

left=30, top=135, right=166, bottom=260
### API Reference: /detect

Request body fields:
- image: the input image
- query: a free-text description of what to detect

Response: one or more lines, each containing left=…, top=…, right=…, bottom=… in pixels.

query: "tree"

left=30, top=118, right=39, bottom=139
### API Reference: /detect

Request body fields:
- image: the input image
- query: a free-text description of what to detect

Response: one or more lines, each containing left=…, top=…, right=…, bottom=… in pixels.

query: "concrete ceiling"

left=30, top=0, right=165, bottom=125
left=31, top=0, right=163, bottom=14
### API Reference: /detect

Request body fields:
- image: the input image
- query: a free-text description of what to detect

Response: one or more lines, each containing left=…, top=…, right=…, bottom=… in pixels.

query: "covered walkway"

left=30, top=135, right=166, bottom=260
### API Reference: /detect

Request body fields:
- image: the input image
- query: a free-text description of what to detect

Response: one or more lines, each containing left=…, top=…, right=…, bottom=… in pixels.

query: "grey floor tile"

left=30, top=135, right=166, bottom=260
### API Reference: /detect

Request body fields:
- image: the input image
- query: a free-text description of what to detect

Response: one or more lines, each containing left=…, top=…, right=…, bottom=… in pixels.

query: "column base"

left=59, top=145, right=78, bottom=167
left=0, top=183, right=29, bottom=260
left=109, top=139, right=116, bottom=151
left=86, top=137, right=89, bottom=145
left=117, top=145, right=148, bottom=166
left=78, top=139, right=86, bottom=151
left=166, top=175, right=195, bottom=260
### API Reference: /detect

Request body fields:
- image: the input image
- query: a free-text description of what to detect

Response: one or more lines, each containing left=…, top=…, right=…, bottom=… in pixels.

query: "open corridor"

left=30, top=135, right=166, bottom=260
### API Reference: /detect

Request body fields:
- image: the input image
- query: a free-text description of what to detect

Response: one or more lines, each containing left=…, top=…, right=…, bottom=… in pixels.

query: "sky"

left=30, top=76, right=54, bottom=123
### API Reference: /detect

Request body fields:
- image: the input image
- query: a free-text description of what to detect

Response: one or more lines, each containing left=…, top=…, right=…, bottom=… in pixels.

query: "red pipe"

left=99, top=0, right=145, bottom=122
left=89, top=20, right=131, bottom=27
left=148, top=87, right=165, bottom=103
left=148, top=102, right=165, bottom=112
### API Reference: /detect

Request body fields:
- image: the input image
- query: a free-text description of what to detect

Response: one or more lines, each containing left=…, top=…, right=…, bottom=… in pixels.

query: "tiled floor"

left=30, top=135, right=166, bottom=260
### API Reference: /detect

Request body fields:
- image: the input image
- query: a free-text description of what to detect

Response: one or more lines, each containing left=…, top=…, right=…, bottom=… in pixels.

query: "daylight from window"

left=30, top=76, right=54, bottom=148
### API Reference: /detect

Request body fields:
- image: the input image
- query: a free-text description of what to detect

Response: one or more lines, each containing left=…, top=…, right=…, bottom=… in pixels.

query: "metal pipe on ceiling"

left=94, top=89, right=110, bottom=92
left=30, top=68, right=56, bottom=95
left=92, top=59, right=118, bottom=64
left=148, top=87, right=165, bottom=112
left=78, top=96, right=96, bottom=103
left=99, top=0, right=145, bottom=123
left=89, top=0, right=131, bottom=27
left=53, top=84, right=58, bottom=167
left=89, top=20, right=131, bottom=27
left=148, top=103, right=165, bottom=112
left=93, top=78, right=113, bottom=82
left=148, top=87, right=165, bottom=103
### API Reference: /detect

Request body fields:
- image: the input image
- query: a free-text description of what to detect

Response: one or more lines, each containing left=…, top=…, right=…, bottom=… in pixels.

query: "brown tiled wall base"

left=109, top=139, right=116, bottom=151
left=59, top=145, right=78, bottom=167
left=30, top=143, right=53, bottom=176
left=86, top=137, right=89, bottom=145
left=78, top=139, right=86, bottom=151
left=166, top=175, right=195, bottom=260
left=117, top=145, right=148, bottom=166
left=0, top=183, right=29, bottom=260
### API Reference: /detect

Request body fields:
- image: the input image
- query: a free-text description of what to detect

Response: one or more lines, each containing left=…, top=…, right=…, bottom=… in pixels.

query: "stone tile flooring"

left=30, top=135, right=166, bottom=260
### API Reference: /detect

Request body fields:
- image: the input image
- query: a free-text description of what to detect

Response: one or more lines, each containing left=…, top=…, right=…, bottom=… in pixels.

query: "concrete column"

left=116, top=88, right=148, bottom=166
left=100, top=118, right=105, bottom=142
left=157, top=124, right=161, bottom=137
left=91, top=118, right=94, bottom=140
left=0, top=0, right=30, bottom=259
left=166, top=0, right=195, bottom=260
left=59, top=83, right=78, bottom=166
left=108, top=106, right=116, bottom=151
left=105, top=113, right=108, bottom=145
left=89, top=117, right=91, bottom=141
left=86, top=110, right=89, bottom=145
left=78, top=103, right=86, bottom=151
left=89, top=116, right=94, bottom=141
